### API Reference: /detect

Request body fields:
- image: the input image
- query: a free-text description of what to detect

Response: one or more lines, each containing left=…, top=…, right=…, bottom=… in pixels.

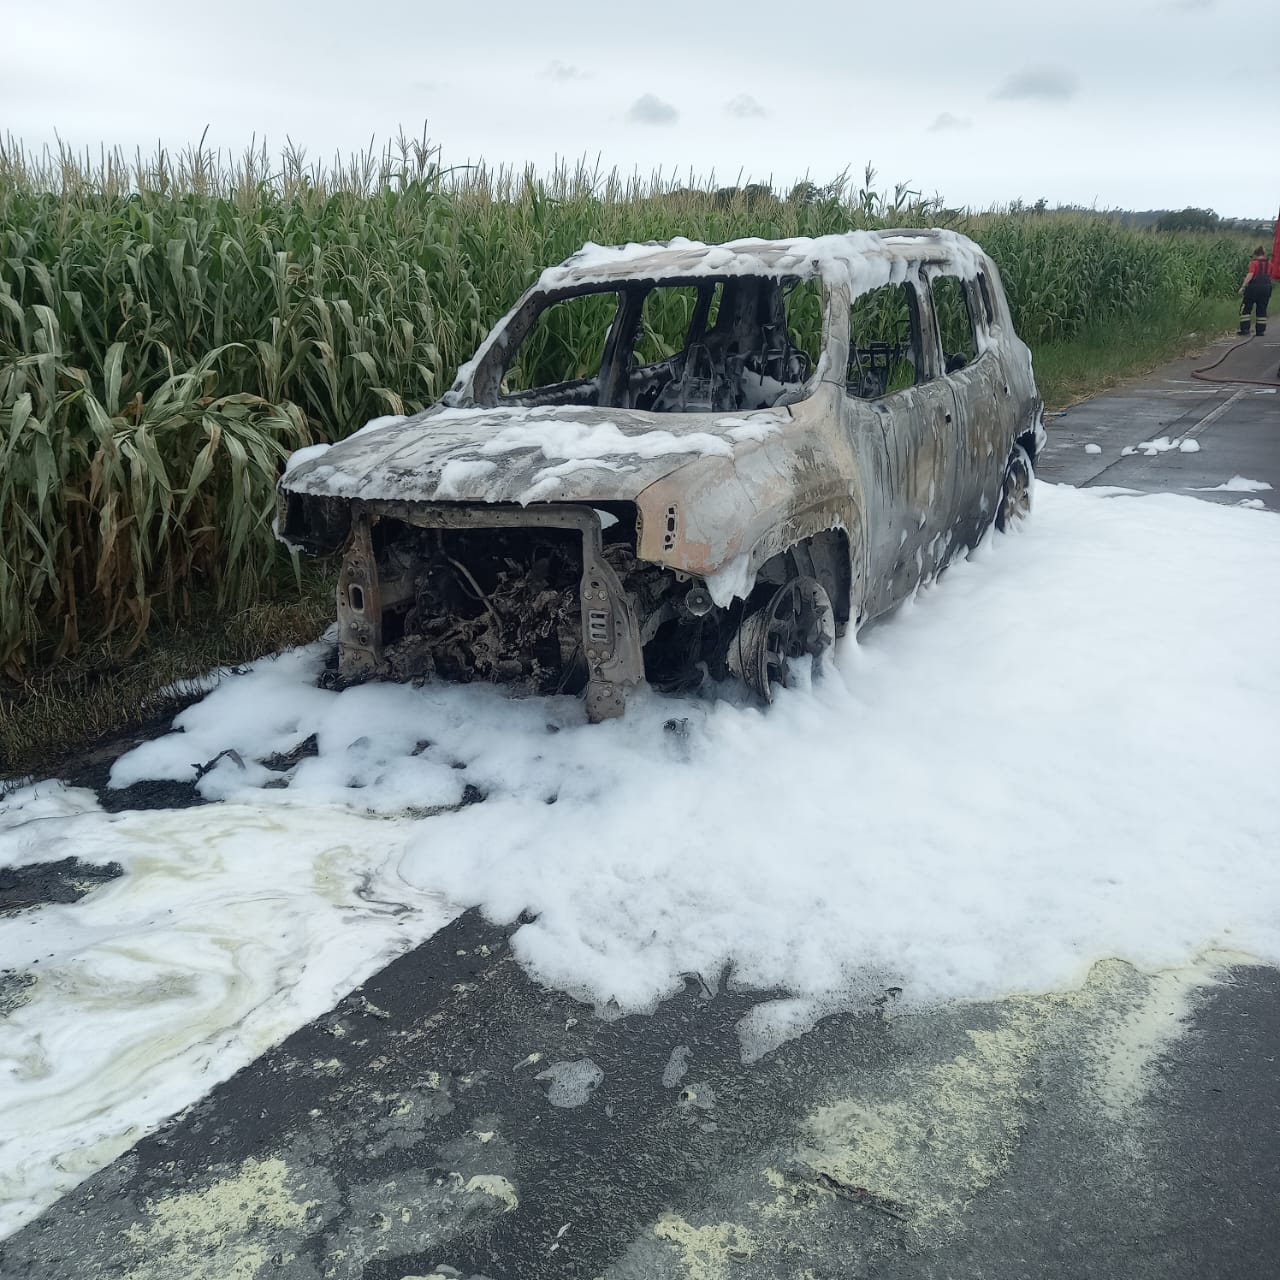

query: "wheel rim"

left=729, top=577, right=836, bottom=703
left=997, top=446, right=1032, bottom=531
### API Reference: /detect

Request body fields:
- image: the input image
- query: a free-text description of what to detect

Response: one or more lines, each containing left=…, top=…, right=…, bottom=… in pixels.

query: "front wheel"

left=727, top=576, right=836, bottom=704
left=996, top=443, right=1033, bottom=532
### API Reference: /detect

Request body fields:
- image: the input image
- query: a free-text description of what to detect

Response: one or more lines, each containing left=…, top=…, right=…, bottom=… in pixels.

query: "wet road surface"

left=1039, top=333, right=1280, bottom=509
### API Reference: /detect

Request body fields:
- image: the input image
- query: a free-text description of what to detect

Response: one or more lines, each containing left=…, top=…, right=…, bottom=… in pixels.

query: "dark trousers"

left=1240, top=280, right=1271, bottom=336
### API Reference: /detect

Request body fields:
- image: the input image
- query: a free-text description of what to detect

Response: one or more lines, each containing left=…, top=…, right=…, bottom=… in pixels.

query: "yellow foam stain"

left=753, top=1164, right=839, bottom=1226
left=464, top=1174, right=519, bottom=1212
left=611, top=954, right=1234, bottom=1276
left=789, top=956, right=1226, bottom=1237
left=121, top=1156, right=316, bottom=1280
left=1032, top=952, right=1232, bottom=1115
left=796, top=1015, right=1036, bottom=1229
left=652, top=1213, right=757, bottom=1280
left=40, top=960, right=200, bottom=1015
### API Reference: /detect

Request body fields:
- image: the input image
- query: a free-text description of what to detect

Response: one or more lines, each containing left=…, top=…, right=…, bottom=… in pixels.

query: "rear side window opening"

left=846, top=282, right=924, bottom=400
left=492, top=276, right=824, bottom=414
left=930, top=274, right=980, bottom=372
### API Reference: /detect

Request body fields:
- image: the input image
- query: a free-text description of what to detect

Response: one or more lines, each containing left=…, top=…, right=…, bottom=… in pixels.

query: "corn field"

left=0, top=133, right=1249, bottom=677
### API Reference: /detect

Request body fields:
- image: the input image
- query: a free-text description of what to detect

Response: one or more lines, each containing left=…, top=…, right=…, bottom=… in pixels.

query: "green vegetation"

left=0, top=584, right=334, bottom=778
left=1032, top=298, right=1241, bottom=409
left=0, top=135, right=1252, bottom=772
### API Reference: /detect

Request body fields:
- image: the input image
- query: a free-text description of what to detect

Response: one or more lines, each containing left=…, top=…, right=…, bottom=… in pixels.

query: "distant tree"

left=711, top=183, right=777, bottom=211
left=1155, top=207, right=1220, bottom=232
left=1032, top=197, right=1048, bottom=215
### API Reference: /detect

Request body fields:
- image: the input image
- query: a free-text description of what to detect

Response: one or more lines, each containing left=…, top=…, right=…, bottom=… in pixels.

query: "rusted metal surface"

left=278, top=230, right=1042, bottom=717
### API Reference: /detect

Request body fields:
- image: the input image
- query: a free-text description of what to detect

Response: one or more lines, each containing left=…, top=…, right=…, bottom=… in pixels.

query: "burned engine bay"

left=333, top=504, right=749, bottom=719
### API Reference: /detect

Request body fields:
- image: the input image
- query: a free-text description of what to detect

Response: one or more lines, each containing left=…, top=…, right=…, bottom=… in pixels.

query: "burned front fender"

left=634, top=388, right=868, bottom=610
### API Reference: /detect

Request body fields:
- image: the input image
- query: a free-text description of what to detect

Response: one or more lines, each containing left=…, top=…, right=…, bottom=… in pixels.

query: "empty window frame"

left=501, top=276, right=823, bottom=413
left=501, top=290, right=621, bottom=399
left=931, top=274, right=979, bottom=373
left=628, top=276, right=820, bottom=414
left=846, top=282, right=922, bottom=400
left=634, top=284, right=717, bottom=368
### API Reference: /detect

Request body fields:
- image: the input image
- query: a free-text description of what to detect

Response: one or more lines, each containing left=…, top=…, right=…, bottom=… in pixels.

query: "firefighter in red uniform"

left=1238, top=246, right=1271, bottom=337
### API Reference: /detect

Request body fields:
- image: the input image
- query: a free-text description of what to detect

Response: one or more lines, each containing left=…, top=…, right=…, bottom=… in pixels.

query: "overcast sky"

left=5, top=0, right=1276, bottom=217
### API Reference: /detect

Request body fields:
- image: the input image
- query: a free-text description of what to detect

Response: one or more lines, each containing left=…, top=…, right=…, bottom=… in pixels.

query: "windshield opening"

left=487, top=275, right=823, bottom=414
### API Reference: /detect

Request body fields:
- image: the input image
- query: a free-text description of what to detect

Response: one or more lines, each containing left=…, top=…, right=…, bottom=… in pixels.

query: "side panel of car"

left=928, top=268, right=1013, bottom=554
left=980, top=258, right=1042, bottom=441
left=839, top=272, right=960, bottom=621
left=633, top=385, right=868, bottom=621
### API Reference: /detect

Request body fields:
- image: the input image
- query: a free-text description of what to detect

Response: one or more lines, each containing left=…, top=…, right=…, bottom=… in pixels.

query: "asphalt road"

left=1038, top=333, right=1280, bottom=509
left=3, top=338, right=1279, bottom=1280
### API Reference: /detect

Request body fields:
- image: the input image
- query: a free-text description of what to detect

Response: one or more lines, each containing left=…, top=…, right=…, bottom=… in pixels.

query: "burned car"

left=276, top=229, right=1043, bottom=719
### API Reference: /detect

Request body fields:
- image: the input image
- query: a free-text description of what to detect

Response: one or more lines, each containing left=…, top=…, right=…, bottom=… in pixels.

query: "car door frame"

left=924, top=264, right=1009, bottom=557
left=837, top=271, right=959, bottom=620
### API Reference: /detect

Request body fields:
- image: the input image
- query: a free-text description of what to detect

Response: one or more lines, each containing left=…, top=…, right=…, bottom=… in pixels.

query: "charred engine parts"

left=331, top=501, right=856, bottom=719
left=332, top=503, right=750, bottom=720
left=333, top=507, right=839, bottom=717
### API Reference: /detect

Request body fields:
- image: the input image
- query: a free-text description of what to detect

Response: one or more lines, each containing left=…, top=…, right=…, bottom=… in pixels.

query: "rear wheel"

left=728, top=576, right=836, bottom=704
left=996, top=443, right=1033, bottom=532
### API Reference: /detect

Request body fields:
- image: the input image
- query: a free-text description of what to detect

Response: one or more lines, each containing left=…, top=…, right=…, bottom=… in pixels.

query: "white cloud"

left=541, top=60, right=589, bottom=81
left=627, top=93, right=679, bottom=126
left=4, top=0, right=1276, bottom=215
left=993, top=65, right=1079, bottom=101
left=725, top=94, right=767, bottom=119
left=928, top=112, right=972, bottom=132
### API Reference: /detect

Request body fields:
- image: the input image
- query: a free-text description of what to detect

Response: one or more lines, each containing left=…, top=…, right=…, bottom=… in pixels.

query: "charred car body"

left=276, top=229, right=1043, bottom=719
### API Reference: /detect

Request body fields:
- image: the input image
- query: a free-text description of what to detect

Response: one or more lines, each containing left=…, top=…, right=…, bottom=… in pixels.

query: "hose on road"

left=1191, top=334, right=1280, bottom=388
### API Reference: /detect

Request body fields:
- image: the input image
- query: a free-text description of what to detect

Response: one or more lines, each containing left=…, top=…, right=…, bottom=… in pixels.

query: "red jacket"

left=1247, top=258, right=1271, bottom=283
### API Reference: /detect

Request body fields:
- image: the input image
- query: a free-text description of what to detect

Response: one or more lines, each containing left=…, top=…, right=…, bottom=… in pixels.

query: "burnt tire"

left=727, top=576, right=836, bottom=704
left=996, top=443, right=1033, bottom=532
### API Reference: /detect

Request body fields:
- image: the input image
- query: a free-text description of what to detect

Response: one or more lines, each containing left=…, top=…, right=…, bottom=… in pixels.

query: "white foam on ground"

left=534, top=1058, right=604, bottom=1107
left=0, top=794, right=456, bottom=1237
left=1194, top=476, right=1273, bottom=493
left=2, top=482, right=1279, bottom=1237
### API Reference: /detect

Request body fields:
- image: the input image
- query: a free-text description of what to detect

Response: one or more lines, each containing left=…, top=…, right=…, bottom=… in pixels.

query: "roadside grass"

left=0, top=574, right=334, bottom=780
left=1032, top=297, right=1240, bottom=409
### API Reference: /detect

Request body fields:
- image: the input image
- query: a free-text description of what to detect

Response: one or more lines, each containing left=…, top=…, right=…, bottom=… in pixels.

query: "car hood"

left=279, top=403, right=791, bottom=507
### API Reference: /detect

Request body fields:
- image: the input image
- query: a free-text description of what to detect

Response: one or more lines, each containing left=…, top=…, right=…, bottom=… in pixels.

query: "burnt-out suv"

left=276, top=229, right=1043, bottom=719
